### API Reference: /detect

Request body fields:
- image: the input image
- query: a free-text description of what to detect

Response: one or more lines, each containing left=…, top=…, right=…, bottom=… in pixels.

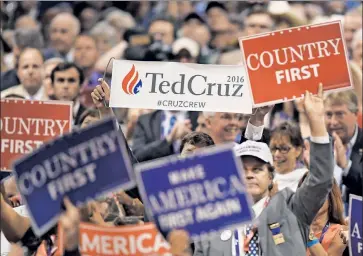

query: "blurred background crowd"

left=0, top=1, right=362, bottom=255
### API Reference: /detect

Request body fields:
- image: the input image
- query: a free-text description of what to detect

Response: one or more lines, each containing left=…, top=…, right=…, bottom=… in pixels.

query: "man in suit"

left=324, top=90, right=363, bottom=204
left=43, top=13, right=80, bottom=62
left=1, top=48, right=48, bottom=100
left=1, top=28, right=44, bottom=91
left=50, top=62, right=88, bottom=126
left=132, top=110, right=199, bottom=162
left=191, top=86, right=335, bottom=256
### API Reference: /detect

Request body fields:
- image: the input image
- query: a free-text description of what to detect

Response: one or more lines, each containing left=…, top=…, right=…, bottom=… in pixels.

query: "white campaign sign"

left=1, top=206, right=28, bottom=255
left=110, top=60, right=252, bottom=114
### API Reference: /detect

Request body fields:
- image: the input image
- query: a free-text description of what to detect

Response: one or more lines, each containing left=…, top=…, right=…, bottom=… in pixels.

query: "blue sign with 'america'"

left=135, top=144, right=253, bottom=241
left=349, top=195, right=363, bottom=256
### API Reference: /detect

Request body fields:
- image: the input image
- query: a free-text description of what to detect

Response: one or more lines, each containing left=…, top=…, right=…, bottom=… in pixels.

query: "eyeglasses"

left=270, top=145, right=291, bottom=154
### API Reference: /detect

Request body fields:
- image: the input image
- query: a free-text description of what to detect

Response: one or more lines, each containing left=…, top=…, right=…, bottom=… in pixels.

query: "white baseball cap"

left=172, top=37, right=200, bottom=58
left=234, top=140, right=273, bottom=165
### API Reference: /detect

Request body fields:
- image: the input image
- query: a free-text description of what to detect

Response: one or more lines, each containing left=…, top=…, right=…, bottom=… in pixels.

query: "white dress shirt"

left=274, top=168, right=308, bottom=192
left=231, top=197, right=269, bottom=256
left=25, top=86, right=45, bottom=101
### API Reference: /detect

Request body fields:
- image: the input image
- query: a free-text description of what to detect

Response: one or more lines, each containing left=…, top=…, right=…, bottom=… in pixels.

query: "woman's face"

left=270, top=134, right=302, bottom=174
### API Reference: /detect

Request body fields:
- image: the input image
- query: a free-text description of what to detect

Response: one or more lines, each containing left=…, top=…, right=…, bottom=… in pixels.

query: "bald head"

left=49, top=12, right=80, bottom=54
left=344, top=10, right=362, bottom=50
left=17, top=48, right=44, bottom=95
left=15, top=15, right=38, bottom=30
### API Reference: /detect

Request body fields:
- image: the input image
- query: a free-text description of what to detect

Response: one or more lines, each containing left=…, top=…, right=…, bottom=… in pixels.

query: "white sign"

left=1, top=206, right=28, bottom=255
left=110, top=60, right=252, bottom=114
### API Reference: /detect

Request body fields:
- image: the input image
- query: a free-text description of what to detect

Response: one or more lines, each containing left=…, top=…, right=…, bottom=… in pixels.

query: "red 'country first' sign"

left=239, top=21, right=352, bottom=107
left=0, top=99, right=72, bottom=170
left=57, top=222, right=171, bottom=256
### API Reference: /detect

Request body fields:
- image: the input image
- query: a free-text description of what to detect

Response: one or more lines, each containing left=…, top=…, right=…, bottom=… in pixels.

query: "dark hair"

left=270, top=121, right=304, bottom=148
left=148, top=15, right=176, bottom=39
left=246, top=4, right=271, bottom=18
left=206, top=1, right=227, bottom=13
left=149, top=15, right=175, bottom=29
left=76, top=33, right=97, bottom=45
left=180, top=132, right=215, bottom=152
left=50, top=62, right=85, bottom=86
left=298, top=172, right=346, bottom=225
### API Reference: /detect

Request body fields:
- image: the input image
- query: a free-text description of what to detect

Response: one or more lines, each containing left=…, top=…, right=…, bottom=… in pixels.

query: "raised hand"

left=332, top=132, right=348, bottom=169
left=91, top=78, right=111, bottom=109
left=168, top=229, right=192, bottom=256
left=59, top=197, right=80, bottom=252
left=250, top=105, right=274, bottom=126
left=167, top=120, right=192, bottom=142
left=303, top=84, right=324, bottom=120
left=303, top=84, right=327, bottom=138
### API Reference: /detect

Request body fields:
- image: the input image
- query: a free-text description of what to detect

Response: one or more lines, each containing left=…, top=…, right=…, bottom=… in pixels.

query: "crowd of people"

left=0, top=1, right=362, bottom=256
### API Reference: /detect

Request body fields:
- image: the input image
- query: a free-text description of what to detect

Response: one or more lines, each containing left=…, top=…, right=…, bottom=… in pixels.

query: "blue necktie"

left=247, top=224, right=259, bottom=256
left=167, top=116, right=177, bottom=135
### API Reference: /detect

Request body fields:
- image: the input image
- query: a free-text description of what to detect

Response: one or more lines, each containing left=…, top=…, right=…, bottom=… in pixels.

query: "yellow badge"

left=273, top=233, right=285, bottom=245
left=309, top=232, right=316, bottom=241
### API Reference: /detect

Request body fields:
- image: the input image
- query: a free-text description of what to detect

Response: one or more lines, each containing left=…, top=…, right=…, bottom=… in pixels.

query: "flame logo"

left=122, top=65, right=143, bottom=95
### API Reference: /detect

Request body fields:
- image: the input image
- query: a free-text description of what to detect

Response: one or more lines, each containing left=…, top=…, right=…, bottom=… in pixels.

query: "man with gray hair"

left=43, top=12, right=81, bottom=62
left=203, top=107, right=272, bottom=146
left=324, top=90, right=362, bottom=208
left=1, top=28, right=44, bottom=91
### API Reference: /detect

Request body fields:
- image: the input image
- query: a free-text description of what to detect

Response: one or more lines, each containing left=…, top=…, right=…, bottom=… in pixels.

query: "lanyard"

left=235, top=197, right=270, bottom=255
left=234, top=230, right=241, bottom=256
left=319, top=222, right=330, bottom=243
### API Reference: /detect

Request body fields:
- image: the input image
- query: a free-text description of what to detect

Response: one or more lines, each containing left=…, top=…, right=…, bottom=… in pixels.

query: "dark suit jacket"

left=132, top=110, right=199, bottom=162
left=1, top=69, right=20, bottom=91
left=342, top=127, right=363, bottom=202
left=194, top=139, right=334, bottom=256
left=73, top=104, right=88, bottom=126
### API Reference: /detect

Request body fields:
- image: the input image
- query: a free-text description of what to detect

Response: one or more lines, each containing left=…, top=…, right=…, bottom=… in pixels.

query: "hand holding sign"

left=59, top=197, right=80, bottom=252
left=91, top=78, right=111, bottom=108
left=250, top=105, right=274, bottom=126
left=168, top=230, right=192, bottom=256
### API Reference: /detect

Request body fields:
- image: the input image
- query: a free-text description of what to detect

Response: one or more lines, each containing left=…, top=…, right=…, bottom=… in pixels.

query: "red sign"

left=57, top=222, right=171, bottom=256
left=239, top=21, right=352, bottom=107
left=0, top=99, right=72, bottom=170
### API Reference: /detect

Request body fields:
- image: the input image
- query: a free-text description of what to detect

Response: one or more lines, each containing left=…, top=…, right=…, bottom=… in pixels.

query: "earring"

left=268, top=183, right=273, bottom=190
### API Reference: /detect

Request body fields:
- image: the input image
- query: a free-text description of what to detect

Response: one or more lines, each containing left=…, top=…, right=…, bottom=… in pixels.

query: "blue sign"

left=349, top=195, right=363, bottom=256
left=135, top=144, right=253, bottom=241
left=13, top=118, right=135, bottom=236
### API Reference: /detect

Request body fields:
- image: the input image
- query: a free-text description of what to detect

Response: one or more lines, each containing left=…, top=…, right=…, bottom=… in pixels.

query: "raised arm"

left=240, top=105, right=273, bottom=144
left=290, top=85, right=334, bottom=226
left=0, top=192, right=30, bottom=242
